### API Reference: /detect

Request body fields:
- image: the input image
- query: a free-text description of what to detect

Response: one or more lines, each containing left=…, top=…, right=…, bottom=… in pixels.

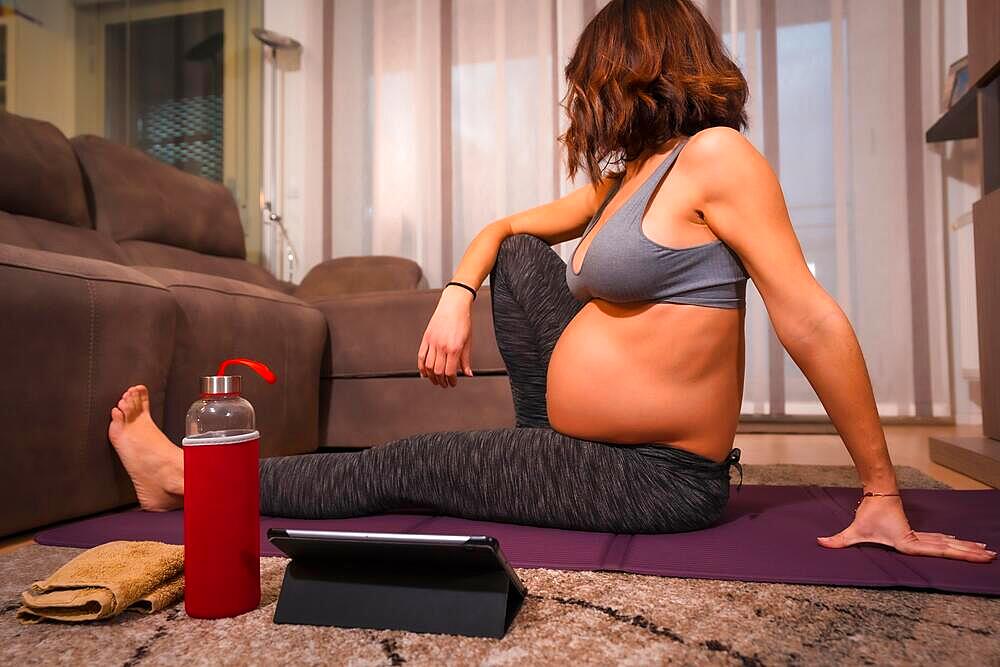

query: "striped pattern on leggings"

left=259, top=233, right=741, bottom=533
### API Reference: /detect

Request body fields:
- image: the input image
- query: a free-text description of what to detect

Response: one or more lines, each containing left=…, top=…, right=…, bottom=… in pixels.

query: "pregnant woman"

left=109, top=0, right=992, bottom=562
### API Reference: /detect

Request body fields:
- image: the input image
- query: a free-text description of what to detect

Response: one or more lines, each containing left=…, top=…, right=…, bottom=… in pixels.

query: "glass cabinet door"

left=105, top=10, right=225, bottom=181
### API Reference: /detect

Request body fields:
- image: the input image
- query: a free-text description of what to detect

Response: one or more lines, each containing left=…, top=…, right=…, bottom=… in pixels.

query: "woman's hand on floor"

left=816, top=495, right=996, bottom=562
left=418, top=286, right=474, bottom=387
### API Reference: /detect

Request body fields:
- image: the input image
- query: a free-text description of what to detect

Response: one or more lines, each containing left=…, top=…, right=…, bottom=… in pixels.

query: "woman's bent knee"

left=495, top=234, right=550, bottom=274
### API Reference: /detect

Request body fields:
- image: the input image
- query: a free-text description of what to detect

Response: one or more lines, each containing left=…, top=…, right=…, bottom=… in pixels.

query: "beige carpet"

left=2, top=465, right=998, bottom=666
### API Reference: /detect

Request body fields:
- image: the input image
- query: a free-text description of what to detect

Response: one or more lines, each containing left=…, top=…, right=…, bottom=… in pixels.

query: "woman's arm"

left=686, top=127, right=994, bottom=562
left=448, top=181, right=615, bottom=292
left=418, top=181, right=615, bottom=387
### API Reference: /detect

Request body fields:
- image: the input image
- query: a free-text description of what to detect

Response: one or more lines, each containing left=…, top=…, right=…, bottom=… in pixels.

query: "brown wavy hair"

left=559, top=0, right=748, bottom=183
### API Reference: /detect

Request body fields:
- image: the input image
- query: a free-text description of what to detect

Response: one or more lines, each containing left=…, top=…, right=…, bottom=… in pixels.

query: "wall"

left=261, top=0, right=325, bottom=282
left=8, top=0, right=76, bottom=135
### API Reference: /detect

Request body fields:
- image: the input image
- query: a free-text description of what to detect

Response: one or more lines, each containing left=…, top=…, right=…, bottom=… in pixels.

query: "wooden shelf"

left=930, top=435, right=1000, bottom=488
left=926, top=86, right=978, bottom=143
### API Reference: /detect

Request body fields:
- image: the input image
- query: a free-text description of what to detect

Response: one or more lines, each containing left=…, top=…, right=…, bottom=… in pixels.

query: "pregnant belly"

left=546, top=300, right=745, bottom=461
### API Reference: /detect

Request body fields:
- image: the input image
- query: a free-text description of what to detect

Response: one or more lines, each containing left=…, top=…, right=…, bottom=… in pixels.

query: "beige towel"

left=17, top=541, right=184, bottom=624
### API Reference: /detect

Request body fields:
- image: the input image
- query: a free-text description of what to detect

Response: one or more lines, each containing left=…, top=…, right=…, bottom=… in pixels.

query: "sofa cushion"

left=138, top=266, right=313, bottom=313
left=312, top=287, right=507, bottom=378
left=0, top=211, right=128, bottom=264
left=138, top=267, right=327, bottom=457
left=71, top=135, right=246, bottom=258
left=120, top=240, right=279, bottom=290
left=0, top=112, right=91, bottom=228
left=295, top=256, right=427, bottom=301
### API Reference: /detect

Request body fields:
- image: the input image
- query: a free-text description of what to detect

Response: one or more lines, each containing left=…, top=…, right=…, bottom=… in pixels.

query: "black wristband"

left=445, top=281, right=477, bottom=300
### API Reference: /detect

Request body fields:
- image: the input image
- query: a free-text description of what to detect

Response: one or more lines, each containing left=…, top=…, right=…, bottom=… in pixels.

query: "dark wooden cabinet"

left=968, top=0, right=1000, bottom=89
left=974, top=187, right=1000, bottom=439
left=929, top=0, right=1000, bottom=487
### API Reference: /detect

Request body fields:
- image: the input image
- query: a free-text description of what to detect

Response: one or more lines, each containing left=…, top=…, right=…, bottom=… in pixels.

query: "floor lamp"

left=252, top=27, right=302, bottom=282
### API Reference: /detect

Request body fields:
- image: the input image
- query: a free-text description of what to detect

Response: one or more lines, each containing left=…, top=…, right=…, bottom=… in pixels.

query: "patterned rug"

left=2, top=465, right=998, bottom=666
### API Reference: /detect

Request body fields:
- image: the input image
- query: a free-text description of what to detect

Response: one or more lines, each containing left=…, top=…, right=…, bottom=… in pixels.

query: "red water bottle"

left=182, top=358, right=276, bottom=619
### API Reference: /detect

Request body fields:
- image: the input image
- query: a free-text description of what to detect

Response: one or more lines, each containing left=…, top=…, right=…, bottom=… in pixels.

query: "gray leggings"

left=259, top=234, right=742, bottom=533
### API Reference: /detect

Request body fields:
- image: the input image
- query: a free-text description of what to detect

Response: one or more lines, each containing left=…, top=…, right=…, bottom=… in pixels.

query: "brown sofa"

left=315, top=289, right=514, bottom=447
left=0, top=111, right=514, bottom=538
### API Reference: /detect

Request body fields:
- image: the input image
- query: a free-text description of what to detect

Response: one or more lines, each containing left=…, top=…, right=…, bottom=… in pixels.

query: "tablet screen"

left=283, top=529, right=476, bottom=546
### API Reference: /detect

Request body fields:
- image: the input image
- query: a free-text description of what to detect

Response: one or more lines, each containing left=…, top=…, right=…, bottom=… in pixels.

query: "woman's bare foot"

left=108, top=385, right=184, bottom=511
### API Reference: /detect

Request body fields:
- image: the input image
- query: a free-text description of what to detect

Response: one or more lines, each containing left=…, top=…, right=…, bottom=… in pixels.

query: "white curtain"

left=328, top=0, right=953, bottom=420
left=331, top=0, right=589, bottom=285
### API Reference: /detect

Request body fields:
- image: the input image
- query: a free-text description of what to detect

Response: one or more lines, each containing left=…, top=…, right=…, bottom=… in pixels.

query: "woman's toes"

left=119, top=397, right=137, bottom=420
left=136, top=386, right=150, bottom=410
left=111, top=407, right=124, bottom=423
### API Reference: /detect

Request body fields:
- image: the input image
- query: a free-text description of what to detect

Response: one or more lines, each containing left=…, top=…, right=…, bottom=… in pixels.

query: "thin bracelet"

left=855, top=491, right=901, bottom=509
left=445, top=281, right=477, bottom=301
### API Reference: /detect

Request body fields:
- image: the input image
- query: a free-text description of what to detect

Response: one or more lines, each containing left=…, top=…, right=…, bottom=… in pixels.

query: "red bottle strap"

left=216, top=358, right=278, bottom=384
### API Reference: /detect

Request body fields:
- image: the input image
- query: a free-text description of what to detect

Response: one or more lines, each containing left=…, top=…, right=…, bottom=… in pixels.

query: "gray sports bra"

left=566, top=137, right=749, bottom=309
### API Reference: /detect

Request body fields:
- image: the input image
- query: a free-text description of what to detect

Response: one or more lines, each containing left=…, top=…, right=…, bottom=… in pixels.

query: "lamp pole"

left=252, top=27, right=302, bottom=282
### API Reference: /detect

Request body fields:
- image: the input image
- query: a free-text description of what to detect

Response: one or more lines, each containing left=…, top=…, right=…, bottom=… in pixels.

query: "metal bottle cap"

left=200, top=375, right=242, bottom=395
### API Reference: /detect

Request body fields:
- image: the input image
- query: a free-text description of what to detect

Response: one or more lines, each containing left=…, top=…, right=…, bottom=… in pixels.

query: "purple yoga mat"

left=34, top=485, right=1000, bottom=596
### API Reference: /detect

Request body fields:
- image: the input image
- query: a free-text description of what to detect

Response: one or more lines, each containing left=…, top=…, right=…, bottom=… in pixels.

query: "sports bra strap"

left=581, top=175, right=624, bottom=236
left=580, top=136, right=689, bottom=237
left=631, top=137, right=689, bottom=213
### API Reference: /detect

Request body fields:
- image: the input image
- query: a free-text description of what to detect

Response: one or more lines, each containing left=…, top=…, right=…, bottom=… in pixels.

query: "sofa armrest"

left=312, top=287, right=506, bottom=378
left=0, top=244, right=177, bottom=536
left=294, top=256, right=428, bottom=302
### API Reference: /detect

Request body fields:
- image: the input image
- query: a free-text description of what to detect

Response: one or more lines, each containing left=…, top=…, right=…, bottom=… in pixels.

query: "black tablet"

left=266, top=528, right=526, bottom=597
left=267, top=527, right=527, bottom=636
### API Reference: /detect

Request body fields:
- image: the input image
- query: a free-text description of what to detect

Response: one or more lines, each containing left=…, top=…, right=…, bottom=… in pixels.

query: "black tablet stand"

left=272, top=543, right=526, bottom=638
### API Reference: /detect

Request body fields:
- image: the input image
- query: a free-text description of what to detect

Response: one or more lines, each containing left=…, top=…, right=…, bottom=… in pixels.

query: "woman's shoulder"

left=681, top=126, right=775, bottom=194
left=684, top=126, right=759, bottom=163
